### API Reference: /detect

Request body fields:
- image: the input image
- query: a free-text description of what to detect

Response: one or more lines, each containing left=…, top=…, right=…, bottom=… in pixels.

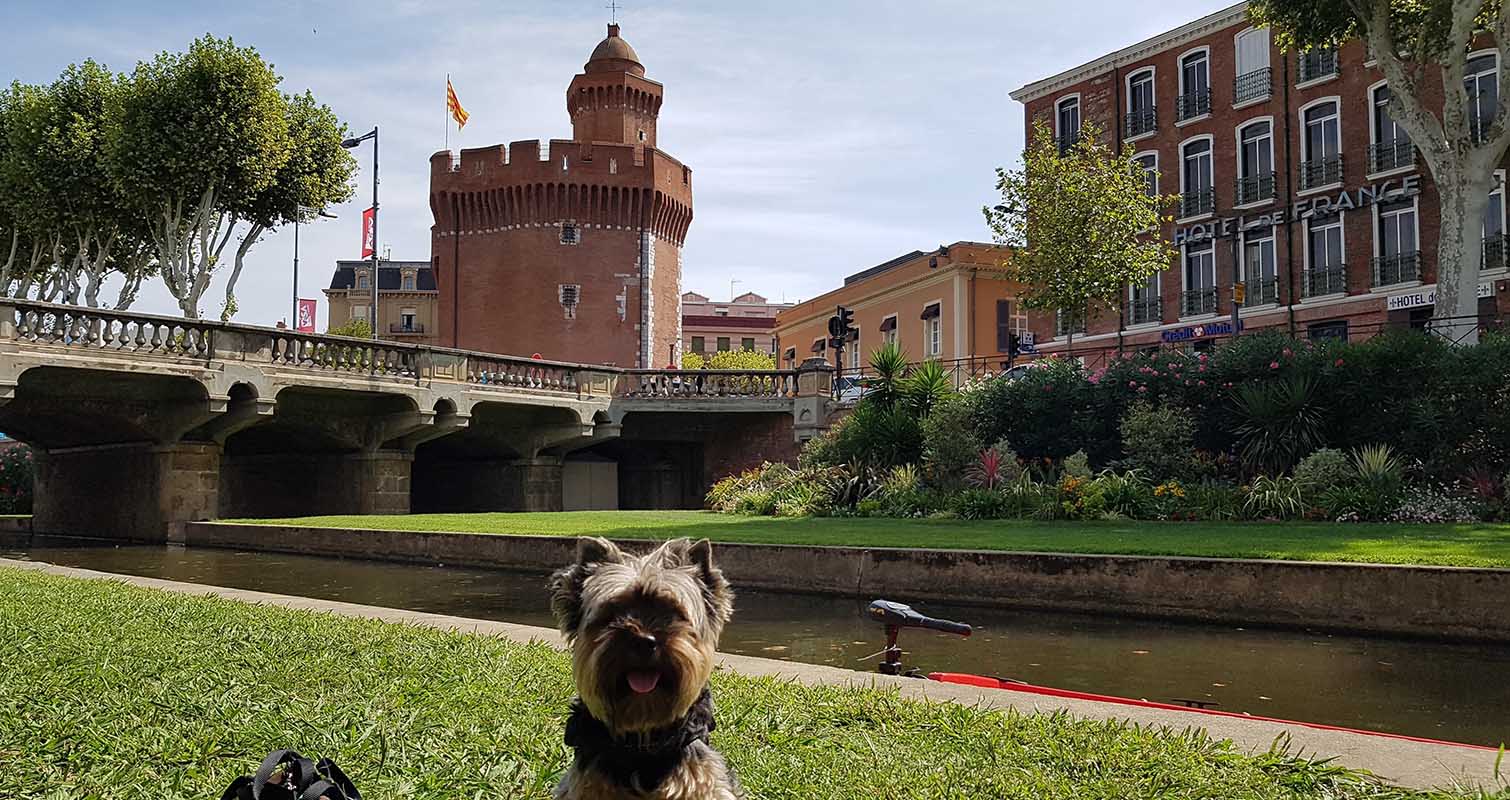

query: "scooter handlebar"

left=866, top=599, right=972, bottom=637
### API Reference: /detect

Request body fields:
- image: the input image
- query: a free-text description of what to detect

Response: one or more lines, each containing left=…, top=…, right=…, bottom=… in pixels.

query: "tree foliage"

left=984, top=119, right=1175, bottom=329
left=1248, top=0, right=1510, bottom=343
left=680, top=349, right=777, bottom=370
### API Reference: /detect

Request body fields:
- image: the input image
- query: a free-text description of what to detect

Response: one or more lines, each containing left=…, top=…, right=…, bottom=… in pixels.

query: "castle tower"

left=430, top=23, right=692, bottom=367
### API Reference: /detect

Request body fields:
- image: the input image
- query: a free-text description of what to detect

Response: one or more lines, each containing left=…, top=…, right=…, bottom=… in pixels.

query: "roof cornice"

left=1009, top=2, right=1249, bottom=104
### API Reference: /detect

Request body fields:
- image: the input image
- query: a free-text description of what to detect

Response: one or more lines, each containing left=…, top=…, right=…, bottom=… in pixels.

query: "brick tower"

left=430, top=24, right=693, bottom=366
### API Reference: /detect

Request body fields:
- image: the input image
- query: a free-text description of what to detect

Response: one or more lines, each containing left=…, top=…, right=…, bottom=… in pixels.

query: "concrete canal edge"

left=183, top=522, right=1510, bottom=642
left=0, top=557, right=1501, bottom=792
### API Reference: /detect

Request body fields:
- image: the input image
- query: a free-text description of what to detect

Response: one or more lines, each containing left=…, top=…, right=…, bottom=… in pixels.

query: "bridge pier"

left=34, top=442, right=221, bottom=542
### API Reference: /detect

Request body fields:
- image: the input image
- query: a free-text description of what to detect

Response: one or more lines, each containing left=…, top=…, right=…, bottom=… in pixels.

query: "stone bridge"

left=0, top=300, right=835, bottom=540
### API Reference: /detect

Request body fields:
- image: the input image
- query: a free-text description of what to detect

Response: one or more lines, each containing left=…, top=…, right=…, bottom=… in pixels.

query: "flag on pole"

left=360, top=207, right=375, bottom=258
left=447, top=78, right=469, bottom=129
left=296, top=299, right=318, bottom=333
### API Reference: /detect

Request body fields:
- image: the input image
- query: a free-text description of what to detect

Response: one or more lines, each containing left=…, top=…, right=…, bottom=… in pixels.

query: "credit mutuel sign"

left=1173, top=175, right=1422, bottom=245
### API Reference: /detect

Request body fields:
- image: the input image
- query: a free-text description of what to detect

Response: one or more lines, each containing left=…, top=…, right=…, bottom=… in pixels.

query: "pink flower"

left=1198, top=380, right=1206, bottom=387
left=1168, top=363, right=1178, bottom=370
left=1269, top=361, right=1279, bottom=369
left=1334, top=358, right=1345, bottom=367
left=1224, top=382, right=1233, bottom=388
left=1129, top=381, right=1138, bottom=388
left=1198, top=354, right=1209, bottom=362
left=1137, top=386, right=1148, bottom=393
left=1282, top=348, right=1294, bottom=358
left=1197, top=365, right=1207, bottom=372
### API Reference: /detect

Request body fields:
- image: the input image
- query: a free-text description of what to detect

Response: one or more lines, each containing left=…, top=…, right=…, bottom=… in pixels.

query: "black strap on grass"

left=219, top=750, right=361, bottom=800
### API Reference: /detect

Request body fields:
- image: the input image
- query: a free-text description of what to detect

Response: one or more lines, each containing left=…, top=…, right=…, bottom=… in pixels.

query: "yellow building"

left=773, top=242, right=1025, bottom=377
left=324, top=259, right=440, bottom=345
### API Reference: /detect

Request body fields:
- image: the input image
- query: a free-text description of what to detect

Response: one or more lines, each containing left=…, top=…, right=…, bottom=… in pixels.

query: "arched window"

left=1301, top=100, right=1341, bottom=190
left=1370, top=84, right=1413, bottom=173
left=1055, top=96, right=1081, bottom=152
left=1466, top=53, right=1498, bottom=141
left=1177, top=50, right=1210, bottom=120
left=1237, top=121, right=1274, bottom=204
left=1180, top=138, right=1213, bottom=217
left=1126, top=69, right=1156, bottom=136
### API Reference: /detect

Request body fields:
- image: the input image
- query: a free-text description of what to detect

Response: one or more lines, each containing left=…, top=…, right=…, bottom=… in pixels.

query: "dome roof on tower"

left=585, top=24, right=645, bottom=75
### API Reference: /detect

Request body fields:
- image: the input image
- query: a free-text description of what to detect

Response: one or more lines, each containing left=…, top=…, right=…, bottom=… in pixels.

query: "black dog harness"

left=564, top=687, right=716, bottom=793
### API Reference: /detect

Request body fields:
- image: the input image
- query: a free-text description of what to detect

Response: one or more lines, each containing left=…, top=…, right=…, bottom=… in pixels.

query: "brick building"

left=681, top=291, right=792, bottom=362
left=324, top=259, right=439, bottom=344
left=1009, top=2, right=1510, bottom=358
left=429, top=24, right=692, bottom=366
left=773, top=242, right=1025, bottom=375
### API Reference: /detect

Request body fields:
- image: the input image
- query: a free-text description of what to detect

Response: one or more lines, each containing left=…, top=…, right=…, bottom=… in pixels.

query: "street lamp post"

left=342, top=127, right=379, bottom=338
left=293, top=206, right=338, bottom=328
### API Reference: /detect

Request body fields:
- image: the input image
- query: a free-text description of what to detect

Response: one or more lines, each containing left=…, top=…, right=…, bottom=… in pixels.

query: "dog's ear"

left=549, top=537, right=626, bottom=638
left=687, top=538, right=734, bottom=627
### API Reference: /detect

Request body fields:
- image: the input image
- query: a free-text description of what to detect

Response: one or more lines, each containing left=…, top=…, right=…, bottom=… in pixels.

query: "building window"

left=717, top=337, right=731, bottom=352
left=1134, top=152, right=1158, bottom=196
left=1466, top=53, right=1498, bottom=142
left=1309, top=319, right=1349, bottom=342
left=1241, top=229, right=1278, bottom=305
left=849, top=331, right=861, bottom=370
left=1236, top=120, right=1275, bottom=205
left=1374, top=200, right=1420, bottom=286
left=1181, top=240, right=1217, bottom=316
left=1126, top=69, right=1156, bottom=137
left=879, top=314, right=898, bottom=346
left=1301, top=100, right=1342, bottom=190
left=811, top=338, right=826, bottom=356
left=399, top=308, right=417, bottom=332
left=741, top=337, right=755, bottom=352
left=559, top=283, right=580, bottom=319
left=356, top=272, right=370, bottom=290
left=1180, top=138, right=1214, bottom=218
left=1055, top=96, right=1081, bottom=153
left=920, top=303, right=942, bottom=357
left=1298, top=48, right=1339, bottom=83
left=1370, top=84, right=1415, bottom=173
left=351, top=305, right=369, bottom=322
left=401, top=272, right=415, bottom=290
left=1177, top=49, right=1211, bottom=121
left=1233, top=27, right=1272, bottom=104
left=1127, top=274, right=1160, bottom=325
left=560, top=221, right=580, bottom=245
left=691, top=336, right=705, bottom=354
left=1485, top=172, right=1507, bottom=271
left=1304, top=213, right=1347, bottom=297
left=783, top=346, right=796, bottom=366
left=637, top=129, right=647, bottom=142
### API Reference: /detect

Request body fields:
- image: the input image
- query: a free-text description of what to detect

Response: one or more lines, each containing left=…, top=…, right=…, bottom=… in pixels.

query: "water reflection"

left=4, top=537, right=1506, bottom=746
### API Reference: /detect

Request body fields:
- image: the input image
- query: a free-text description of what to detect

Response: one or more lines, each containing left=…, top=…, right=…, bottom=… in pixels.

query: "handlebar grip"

left=921, top=617, right=972, bottom=637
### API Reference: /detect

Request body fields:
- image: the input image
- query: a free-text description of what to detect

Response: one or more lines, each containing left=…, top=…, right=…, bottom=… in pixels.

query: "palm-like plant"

left=903, top=359, right=952, bottom=417
left=965, top=448, right=1006, bottom=489
left=1230, top=375, right=1323, bottom=476
left=867, top=342, right=911, bottom=410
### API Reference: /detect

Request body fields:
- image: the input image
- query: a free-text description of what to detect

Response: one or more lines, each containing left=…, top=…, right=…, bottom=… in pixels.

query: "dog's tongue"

left=627, top=670, right=661, bottom=694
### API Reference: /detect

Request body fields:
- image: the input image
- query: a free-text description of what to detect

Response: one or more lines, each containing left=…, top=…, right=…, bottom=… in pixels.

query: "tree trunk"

left=1433, top=173, right=1491, bottom=345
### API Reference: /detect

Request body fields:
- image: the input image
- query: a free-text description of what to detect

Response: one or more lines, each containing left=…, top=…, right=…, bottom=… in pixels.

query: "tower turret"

left=567, top=24, right=663, bottom=148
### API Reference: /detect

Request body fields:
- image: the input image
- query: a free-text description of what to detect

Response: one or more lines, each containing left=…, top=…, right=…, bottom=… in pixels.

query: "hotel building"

left=1009, top=2, right=1510, bottom=356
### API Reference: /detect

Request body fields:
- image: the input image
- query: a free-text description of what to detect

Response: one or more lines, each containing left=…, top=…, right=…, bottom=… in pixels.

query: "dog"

left=549, top=537, right=742, bottom=800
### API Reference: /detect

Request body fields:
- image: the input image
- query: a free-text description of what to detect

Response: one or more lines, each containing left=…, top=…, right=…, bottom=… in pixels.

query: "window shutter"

left=996, top=300, right=1012, bottom=352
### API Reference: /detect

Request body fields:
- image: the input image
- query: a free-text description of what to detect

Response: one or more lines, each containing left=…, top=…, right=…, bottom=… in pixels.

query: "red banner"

left=360, top=207, right=375, bottom=258
left=296, top=299, right=317, bottom=333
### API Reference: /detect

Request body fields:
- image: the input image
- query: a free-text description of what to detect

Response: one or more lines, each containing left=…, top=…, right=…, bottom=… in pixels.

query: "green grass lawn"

left=232, top=511, right=1510, bottom=569
left=0, top=566, right=1498, bottom=800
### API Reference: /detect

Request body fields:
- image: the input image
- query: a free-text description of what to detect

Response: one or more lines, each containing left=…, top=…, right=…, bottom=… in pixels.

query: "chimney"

left=608, top=23, right=620, bottom=38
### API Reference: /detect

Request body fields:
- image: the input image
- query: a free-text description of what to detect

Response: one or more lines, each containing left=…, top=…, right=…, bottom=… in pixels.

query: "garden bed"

left=231, top=511, right=1510, bottom=569
left=0, top=565, right=1494, bottom=799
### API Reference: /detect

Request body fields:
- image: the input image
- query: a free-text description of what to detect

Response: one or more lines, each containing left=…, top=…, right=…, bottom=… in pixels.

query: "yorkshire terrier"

left=549, top=537, right=742, bottom=800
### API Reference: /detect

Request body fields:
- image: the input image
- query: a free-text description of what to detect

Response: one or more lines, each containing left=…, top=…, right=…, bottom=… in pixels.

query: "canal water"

left=4, top=538, right=1507, bottom=747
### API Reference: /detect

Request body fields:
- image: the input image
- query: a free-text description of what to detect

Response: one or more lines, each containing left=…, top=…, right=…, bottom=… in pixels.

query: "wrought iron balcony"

left=1235, top=172, right=1276, bottom=205
left=1304, top=265, right=1348, bottom=297
left=1179, top=186, right=1215, bottom=218
left=1125, top=296, right=1161, bottom=325
left=1244, top=276, right=1280, bottom=306
left=1298, top=49, right=1338, bottom=83
left=1181, top=287, right=1219, bottom=317
left=1369, top=139, right=1414, bottom=173
left=1055, top=312, right=1086, bottom=337
left=1484, top=234, right=1509, bottom=271
left=1055, top=131, right=1081, bottom=154
left=1233, top=68, right=1273, bottom=105
left=1125, top=106, right=1157, bottom=137
left=389, top=322, right=426, bottom=334
left=1176, top=88, right=1212, bottom=121
left=1300, top=154, right=1343, bottom=190
left=1373, top=251, right=1422, bottom=286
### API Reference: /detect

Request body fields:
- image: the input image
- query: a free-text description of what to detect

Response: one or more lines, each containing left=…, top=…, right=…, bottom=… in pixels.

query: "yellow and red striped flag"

left=446, top=77, right=469, bottom=129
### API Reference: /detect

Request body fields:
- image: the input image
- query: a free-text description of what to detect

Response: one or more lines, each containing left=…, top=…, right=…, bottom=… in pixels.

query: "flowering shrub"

left=0, top=443, right=34, bottom=514
left=1387, top=486, right=1479, bottom=523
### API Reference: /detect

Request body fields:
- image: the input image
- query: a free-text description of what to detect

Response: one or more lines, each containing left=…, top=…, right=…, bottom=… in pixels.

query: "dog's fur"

left=549, top=537, right=742, bottom=800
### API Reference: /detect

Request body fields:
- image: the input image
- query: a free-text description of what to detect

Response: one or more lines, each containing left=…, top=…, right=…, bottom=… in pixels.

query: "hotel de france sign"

left=1173, top=174, right=1422, bottom=246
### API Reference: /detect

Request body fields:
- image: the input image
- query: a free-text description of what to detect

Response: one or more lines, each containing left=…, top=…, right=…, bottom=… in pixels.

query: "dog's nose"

left=632, top=632, right=658, bottom=653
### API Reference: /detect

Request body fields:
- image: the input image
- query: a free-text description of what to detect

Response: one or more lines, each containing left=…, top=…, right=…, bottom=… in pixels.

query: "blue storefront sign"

left=1161, top=320, right=1243, bottom=343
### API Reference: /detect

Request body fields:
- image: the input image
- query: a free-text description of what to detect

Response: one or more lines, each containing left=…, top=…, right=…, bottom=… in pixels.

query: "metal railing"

left=1301, top=154, right=1343, bottom=190
left=1055, top=313, right=1086, bottom=337
left=1235, top=172, right=1276, bottom=205
left=1485, top=234, right=1509, bottom=271
left=1369, top=139, right=1414, bottom=173
left=0, top=299, right=822, bottom=402
left=1176, top=88, right=1212, bottom=121
left=1304, top=266, right=1348, bottom=297
left=1180, top=186, right=1215, bottom=218
left=1245, top=275, right=1280, bottom=306
left=620, top=370, right=796, bottom=399
left=1055, top=131, right=1080, bottom=154
left=1125, top=106, right=1157, bottom=137
left=1298, top=50, right=1338, bottom=83
left=1373, top=251, right=1422, bottom=286
left=1125, top=296, right=1161, bottom=325
left=1233, top=68, right=1272, bottom=104
left=389, top=322, right=426, bottom=334
left=1181, top=287, right=1219, bottom=317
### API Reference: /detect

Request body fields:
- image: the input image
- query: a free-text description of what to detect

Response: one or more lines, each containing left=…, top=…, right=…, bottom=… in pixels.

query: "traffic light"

left=1006, top=333, right=1021, bottom=366
left=837, top=305, right=855, bottom=336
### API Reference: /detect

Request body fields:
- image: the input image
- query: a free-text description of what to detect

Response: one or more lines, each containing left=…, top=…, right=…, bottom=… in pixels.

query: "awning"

left=783, top=347, right=796, bottom=360
left=810, top=339, right=826, bottom=353
left=920, top=303, right=941, bottom=320
left=878, top=316, right=897, bottom=332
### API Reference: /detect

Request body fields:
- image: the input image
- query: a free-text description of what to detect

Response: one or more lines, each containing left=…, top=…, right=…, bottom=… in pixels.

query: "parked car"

left=835, top=375, right=869, bottom=403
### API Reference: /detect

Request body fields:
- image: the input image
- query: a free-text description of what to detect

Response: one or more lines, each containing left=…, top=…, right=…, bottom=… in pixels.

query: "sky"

left=0, top=0, right=1224, bottom=327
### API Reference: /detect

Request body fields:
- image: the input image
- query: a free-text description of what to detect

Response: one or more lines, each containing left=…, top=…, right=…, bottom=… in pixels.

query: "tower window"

left=560, top=222, right=580, bottom=245
left=559, top=284, right=581, bottom=319
left=637, top=130, right=646, bottom=142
